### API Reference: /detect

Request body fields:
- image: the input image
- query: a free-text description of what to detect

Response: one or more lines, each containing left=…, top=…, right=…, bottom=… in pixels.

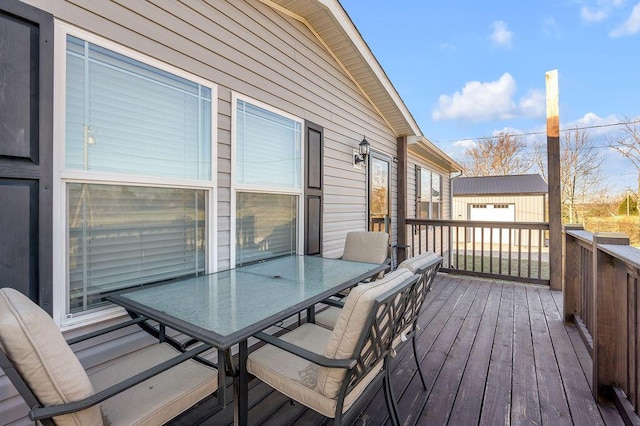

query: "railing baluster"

left=517, top=228, right=522, bottom=277
left=538, top=228, right=542, bottom=279
left=403, top=219, right=549, bottom=285
left=527, top=228, right=532, bottom=278
left=490, top=226, right=500, bottom=272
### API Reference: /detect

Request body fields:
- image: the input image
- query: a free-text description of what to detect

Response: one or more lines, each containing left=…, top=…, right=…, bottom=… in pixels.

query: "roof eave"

left=259, top=0, right=421, bottom=137
left=407, top=136, right=463, bottom=173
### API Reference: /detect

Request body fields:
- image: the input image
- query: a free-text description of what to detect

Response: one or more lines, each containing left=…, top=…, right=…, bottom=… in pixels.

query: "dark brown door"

left=0, top=1, right=54, bottom=313
left=304, top=121, right=323, bottom=255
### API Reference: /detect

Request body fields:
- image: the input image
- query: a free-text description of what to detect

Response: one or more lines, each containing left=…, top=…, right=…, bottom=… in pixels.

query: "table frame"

left=109, top=256, right=387, bottom=426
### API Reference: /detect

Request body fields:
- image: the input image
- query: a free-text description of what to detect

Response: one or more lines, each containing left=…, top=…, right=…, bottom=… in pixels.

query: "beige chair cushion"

left=246, top=323, right=382, bottom=418
left=317, top=269, right=414, bottom=398
left=314, top=305, right=342, bottom=330
left=398, top=251, right=438, bottom=274
left=91, top=343, right=218, bottom=426
left=0, top=288, right=103, bottom=426
left=314, top=266, right=412, bottom=330
left=341, top=231, right=389, bottom=264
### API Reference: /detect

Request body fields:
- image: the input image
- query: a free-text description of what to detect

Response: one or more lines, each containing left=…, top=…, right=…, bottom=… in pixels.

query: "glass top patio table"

left=109, top=255, right=387, bottom=349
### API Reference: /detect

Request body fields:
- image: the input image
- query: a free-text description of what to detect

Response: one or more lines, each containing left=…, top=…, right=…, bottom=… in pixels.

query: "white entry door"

left=469, top=204, right=515, bottom=244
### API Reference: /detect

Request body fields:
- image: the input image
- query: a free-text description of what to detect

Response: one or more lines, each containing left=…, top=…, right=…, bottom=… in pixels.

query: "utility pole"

left=546, top=70, right=562, bottom=291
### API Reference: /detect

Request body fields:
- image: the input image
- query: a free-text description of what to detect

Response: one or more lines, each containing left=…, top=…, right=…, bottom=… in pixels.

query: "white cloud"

left=432, top=73, right=545, bottom=122
left=438, top=42, right=456, bottom=51
left=610, top=2, right=640, bottom=36
left=580, top=0, right=627, bottom=23
left=519, top=90, right=546, bottom=118
left=489, top=20, right=513, bottom=48
left=453, top=139, right=476, bottom=149
left=543, top=17, right=562, bottom=38
left=581, top=6, right=609, bottom=22
left=569, top=112, right=620, bottom=135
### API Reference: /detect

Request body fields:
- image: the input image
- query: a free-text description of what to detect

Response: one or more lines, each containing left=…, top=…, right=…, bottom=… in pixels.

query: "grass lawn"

left=451, top=252, right=550, bottom=280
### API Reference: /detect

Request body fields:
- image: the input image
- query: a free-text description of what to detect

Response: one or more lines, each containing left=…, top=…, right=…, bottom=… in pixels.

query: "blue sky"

left=340, top=0, right=640, bottom=195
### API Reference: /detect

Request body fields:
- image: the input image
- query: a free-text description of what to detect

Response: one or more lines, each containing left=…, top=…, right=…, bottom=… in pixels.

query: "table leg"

left=217, top=349, right=227, bottom=407
left=234, top=340, right=248, bottom=426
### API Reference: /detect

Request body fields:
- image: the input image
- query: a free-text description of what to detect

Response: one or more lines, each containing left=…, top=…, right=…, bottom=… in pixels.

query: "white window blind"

left=65, top=35, right=212, bottom=180
left=63, top=34, right=214, bottom=315
left=236, top=100, right=301, bottom=189
left=68, top=184, right=206, bottom=313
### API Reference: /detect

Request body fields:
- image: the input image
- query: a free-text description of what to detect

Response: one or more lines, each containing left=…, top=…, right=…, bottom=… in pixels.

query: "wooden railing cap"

left=593, top=232, right=629, bottom=242
left=563, top=224, right=584, bottom=231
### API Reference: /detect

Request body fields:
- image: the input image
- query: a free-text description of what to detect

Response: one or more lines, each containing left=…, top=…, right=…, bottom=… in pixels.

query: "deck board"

left=168, top=274, right=624, bottom=426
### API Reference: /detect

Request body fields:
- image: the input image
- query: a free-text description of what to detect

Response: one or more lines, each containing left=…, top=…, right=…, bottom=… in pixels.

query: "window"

left=58, top=28, right=215, bottom=319
left=416, top=166, right=443, bottom=219
left=233, top=97, right=302, bottom=266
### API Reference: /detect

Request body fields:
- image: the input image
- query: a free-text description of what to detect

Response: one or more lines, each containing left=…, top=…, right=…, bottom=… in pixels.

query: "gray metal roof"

left=452, top=174, right=548, bottom=196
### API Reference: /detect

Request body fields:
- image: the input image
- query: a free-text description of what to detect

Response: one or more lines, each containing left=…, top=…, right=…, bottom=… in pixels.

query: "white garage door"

left=470, top=204, right=515, bottom=244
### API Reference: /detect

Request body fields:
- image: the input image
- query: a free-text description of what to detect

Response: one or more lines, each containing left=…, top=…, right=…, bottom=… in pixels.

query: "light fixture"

left=354, top=136, right=370, bottom=165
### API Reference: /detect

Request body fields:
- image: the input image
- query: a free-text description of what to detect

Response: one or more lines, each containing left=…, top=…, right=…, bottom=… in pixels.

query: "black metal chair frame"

left=393, top=256, right=442, bottom=389
left=0, top=316, right=217, bottom=425
left=321, top=255, right=442, bottom=391
left=253, top=274, right=420, bottom=426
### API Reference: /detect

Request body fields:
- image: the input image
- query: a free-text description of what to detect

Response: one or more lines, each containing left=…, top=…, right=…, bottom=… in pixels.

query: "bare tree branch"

left=462, top=132, right=532, bottom=176
left=533, top=126, right=604, bottom=222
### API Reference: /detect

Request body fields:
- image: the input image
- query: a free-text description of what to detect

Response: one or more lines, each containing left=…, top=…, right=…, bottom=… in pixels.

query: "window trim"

left=230, top=93, right=305, bottom=266
left=53, top=22, right=218, bottom=328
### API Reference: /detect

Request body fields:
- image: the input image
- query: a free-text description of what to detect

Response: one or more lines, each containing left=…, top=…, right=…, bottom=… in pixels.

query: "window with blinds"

left=63, top=34, right=213, bottom=315
left=236, top=192, right=297, bottom=266
left=234, top=98, right=302, bottom=265
left=417, top=167, right=443, bottom=219
left=68, top=184, right=206, bottom=313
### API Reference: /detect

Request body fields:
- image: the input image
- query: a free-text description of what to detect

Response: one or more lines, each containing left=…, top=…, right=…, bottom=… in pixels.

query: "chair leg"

left=384, top=366, right=401, bottom=426
left=413, top=335, right=427, bottom=390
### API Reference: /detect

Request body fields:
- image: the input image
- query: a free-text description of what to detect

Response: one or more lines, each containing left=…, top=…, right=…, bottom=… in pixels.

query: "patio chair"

left=0, top=288, right=218, bottom=426
left=341, top=230, right=390, bottom=264
left=247, top=268, right=418, bottom=426
left=333, top=231, right=391, bottom=299
left=315, top=252, right=442, bottom=389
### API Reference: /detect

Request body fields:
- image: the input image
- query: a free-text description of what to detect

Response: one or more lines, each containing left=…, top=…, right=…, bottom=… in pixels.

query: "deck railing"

left=564, top=225, right=640, bottom=422
left=405, top=219, right=550, bottom=285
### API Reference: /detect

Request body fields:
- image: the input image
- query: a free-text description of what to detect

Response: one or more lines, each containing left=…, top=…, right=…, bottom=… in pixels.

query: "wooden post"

left=592, top=232, right=630, bottom=402
left=546, top=70, right=562, bottom=291
left=397, top=136, right=408, bottom=264
left=563, top=224, right=584, bottom=323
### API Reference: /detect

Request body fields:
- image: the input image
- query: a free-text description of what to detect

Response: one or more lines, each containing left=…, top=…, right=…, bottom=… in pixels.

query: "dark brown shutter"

left=304, top=122, right=323, bottom=255
left=0, top=1, right=53, bottom=313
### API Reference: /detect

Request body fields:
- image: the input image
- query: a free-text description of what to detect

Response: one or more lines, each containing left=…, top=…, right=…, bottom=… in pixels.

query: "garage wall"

left=453, top=194, right=546, bottom=222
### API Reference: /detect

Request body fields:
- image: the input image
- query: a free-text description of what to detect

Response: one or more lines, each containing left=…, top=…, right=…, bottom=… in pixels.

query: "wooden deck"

left=169, top=274, right=624, bottom=425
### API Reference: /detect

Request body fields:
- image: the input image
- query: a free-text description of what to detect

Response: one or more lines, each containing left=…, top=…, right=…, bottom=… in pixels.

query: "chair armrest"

left=66, top=316, right=149, bottom=345
left=29, top=343, right=213, bottom=421
left=254, top=332, right=355, bottom=369
left=322, top=298, right=345, bottom=308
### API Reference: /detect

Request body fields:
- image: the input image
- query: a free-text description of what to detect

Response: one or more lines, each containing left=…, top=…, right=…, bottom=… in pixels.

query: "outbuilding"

left=452, top=174, right=548, bottom=246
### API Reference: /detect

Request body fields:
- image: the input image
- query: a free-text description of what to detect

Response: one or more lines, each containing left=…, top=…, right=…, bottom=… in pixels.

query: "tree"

left=608, top=116, right=640, bottom=213
left=461, top=131, right=531, bottom=176
left=533, top=126, right=604, bottom=223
